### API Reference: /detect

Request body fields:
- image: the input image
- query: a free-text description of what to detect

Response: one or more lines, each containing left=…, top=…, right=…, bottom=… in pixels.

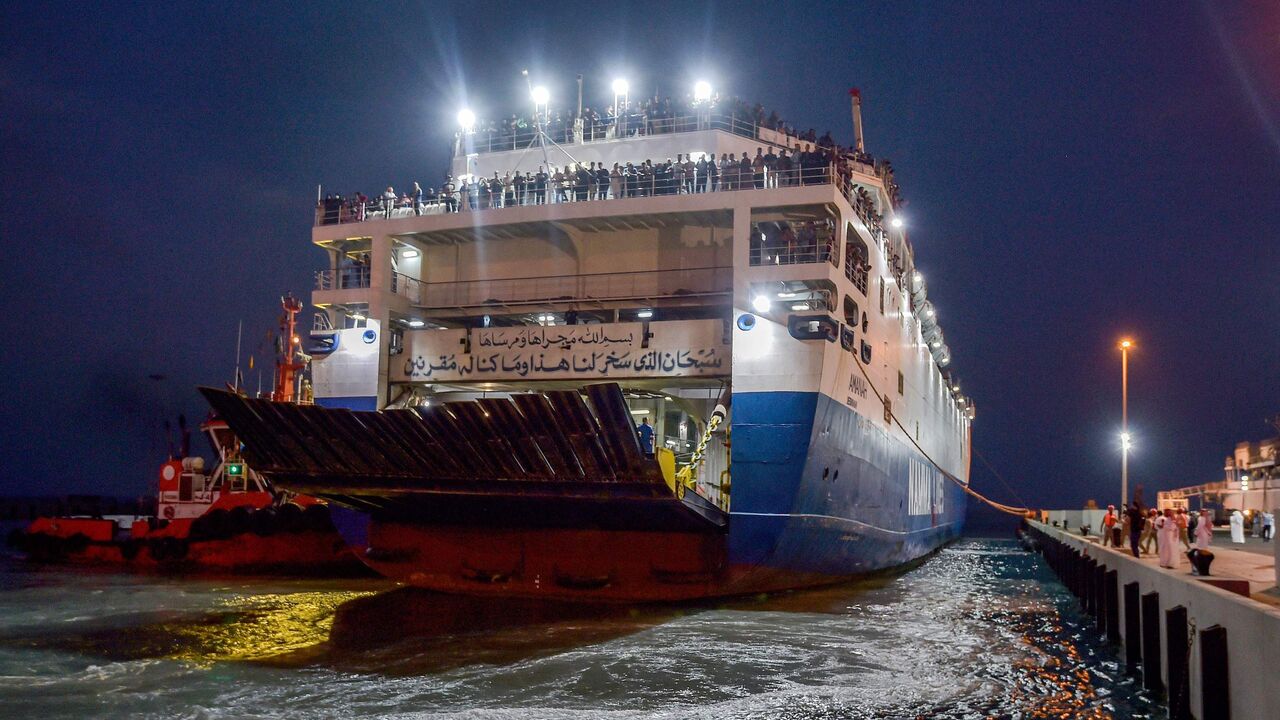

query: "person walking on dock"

left=1263, top=510, right=1274, bottom=541
left=1139, top=509, right=1158, bottom=555
left=1126, top=503, right=1143, bottom=558
left=1176, top=508, right=1191, bottom=551
left=1101, top=505, right=1117, bottom=547
left=1229, top=509, right=1245, bottom=544
left=1195, top=509, right=1213, bottom=550
left=1155, top=509, right=1178, bottom=568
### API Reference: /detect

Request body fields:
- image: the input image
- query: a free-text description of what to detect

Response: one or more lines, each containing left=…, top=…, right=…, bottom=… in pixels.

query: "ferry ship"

left=202, top=85, right=976, bottom=600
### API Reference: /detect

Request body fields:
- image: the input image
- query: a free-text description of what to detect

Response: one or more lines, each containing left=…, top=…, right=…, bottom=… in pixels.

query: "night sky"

left=1, top=1, right=1276, bottom=511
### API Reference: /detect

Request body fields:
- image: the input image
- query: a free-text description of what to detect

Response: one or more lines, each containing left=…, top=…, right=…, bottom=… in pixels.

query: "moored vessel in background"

left=206, top=83, right=977, bottom=599
left=11, top=297, right=363, bottom=576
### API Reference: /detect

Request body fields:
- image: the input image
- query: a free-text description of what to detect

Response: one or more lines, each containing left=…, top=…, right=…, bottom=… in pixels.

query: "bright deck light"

left=612, top=78, right=629, bottom=95
left=637, top=309, right=653, bottom=318
left=1120, top=432, right=1132, bottom=451
left=408, top=319, right=425, bottom=328
left=751, top=295, right=771, bottom=313
left=694, top=80, right=712, bottom=102
left=531, top=86, right=550, bottom=105
left=891, top=216, right=904, bottom=228
left=456, top=108, right=476, bottom=130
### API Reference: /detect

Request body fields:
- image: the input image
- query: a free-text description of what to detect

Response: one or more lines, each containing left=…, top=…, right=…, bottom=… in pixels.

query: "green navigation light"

left=227, top=463, right=244, bottom=477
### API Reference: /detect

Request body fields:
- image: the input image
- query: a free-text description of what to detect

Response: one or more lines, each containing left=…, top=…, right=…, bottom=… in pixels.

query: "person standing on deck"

left=636, top=417, right=655, bottom=457
left=1195, top=509, right=1213, bottom=550
left=382, top=186, right=396, bottom=218
left=1155, top=509, right=1178, bottom=568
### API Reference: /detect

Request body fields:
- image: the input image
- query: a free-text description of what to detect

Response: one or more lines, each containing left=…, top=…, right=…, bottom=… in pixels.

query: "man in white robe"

left=1194, top=509, right=1213, bottom=550
left=1230, top=510, right=1246, bottom=544
left=1156, top=510, right=1178, bottom=568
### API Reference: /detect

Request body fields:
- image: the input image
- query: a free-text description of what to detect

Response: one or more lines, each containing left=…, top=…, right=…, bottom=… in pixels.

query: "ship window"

left=878, top=277, right=885, bottom=314
left=843, top=296, right=859, bottom=327
left=898, top=371, right=904, bottom=395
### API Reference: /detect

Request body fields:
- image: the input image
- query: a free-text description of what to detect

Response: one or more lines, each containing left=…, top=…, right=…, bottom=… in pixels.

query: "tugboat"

left=11, top=296, right=364, bottom=575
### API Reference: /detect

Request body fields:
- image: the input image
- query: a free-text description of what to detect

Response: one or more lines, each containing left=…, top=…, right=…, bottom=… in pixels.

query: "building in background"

left=1158, top=433, right=1278, bottom=522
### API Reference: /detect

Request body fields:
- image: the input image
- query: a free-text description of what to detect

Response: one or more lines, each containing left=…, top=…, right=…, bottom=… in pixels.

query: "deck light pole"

left=1119, top=338, right=1133, bottom=508
left=694, top=80, right=712, bottom=129
left=612, top=78, right=629, bottom=136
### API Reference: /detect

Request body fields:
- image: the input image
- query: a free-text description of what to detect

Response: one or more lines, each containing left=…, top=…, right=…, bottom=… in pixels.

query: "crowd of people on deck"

left=751, top=219, right=839, bottom=266
left=317, top=89, right=902, bottom=234
left=316, top=142, right=887, bottom=223
left=1096, top=502, right=1275, bottom=570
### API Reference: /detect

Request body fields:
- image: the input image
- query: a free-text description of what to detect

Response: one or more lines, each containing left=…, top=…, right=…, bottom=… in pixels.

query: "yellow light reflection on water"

left=158, top=590, right=376, bottom=666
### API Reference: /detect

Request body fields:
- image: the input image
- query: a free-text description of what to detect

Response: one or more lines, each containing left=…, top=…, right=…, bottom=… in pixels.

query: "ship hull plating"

left=348, top=390, right=965, bottom=601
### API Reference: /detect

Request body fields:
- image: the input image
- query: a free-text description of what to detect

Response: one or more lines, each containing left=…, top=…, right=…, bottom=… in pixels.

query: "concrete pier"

left=1027, top=520, right=1280, bottom=720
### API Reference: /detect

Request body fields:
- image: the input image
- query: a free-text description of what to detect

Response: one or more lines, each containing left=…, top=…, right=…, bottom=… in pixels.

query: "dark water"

left=0, top=538, right=1165, bottom=719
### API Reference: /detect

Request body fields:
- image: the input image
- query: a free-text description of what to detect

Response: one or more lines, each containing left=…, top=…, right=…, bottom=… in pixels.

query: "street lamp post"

left=1120, top=339, right=1133, bottom=508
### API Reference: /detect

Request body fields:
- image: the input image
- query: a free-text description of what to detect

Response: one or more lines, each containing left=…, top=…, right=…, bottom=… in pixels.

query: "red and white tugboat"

left=11, top=296, right=365, bottom=576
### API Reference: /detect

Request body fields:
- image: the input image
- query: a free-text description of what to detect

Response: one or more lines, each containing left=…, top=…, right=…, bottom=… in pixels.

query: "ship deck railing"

left=388, top=265, right=732, bottom=310
left=315, top=165, right=887, bottom=246
left=315, top=266, right=370, bottom=291
left=454, top=112, right=848, bottom=159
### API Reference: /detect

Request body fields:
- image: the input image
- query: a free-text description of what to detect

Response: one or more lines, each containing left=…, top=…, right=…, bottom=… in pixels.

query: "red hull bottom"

left=361, top=521, right=841, bottom=602
left=20, top=531, right=365, bottom=576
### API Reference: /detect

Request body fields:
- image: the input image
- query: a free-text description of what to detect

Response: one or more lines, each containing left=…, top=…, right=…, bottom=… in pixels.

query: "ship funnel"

left=849, top=88, right=865, bottom=153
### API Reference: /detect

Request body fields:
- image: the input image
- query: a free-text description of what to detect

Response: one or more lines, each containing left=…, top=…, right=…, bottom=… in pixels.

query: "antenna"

left=849, top=88, right=865, bottom=153
left=233, top=319, right=243, bottom=392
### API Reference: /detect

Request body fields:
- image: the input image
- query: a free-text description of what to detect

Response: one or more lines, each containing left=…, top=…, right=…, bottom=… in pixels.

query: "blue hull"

left=727, top=391, right=966, bottom=585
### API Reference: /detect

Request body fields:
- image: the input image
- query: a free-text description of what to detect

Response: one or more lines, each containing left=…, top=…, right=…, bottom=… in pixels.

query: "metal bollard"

left=1124, top=582, right=1141, bottom=673
left=1165, top=605, right=1190, bottom=720
left=1141, top=592, right=1163, bottom=695
left=1199, top=624, right=1229, bottom=720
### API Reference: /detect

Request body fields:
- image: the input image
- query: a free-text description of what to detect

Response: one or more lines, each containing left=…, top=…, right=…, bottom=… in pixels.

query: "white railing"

left=315, top=266, right=370, bottom=291
left=415, top=266, right=732, bottom=309
left=457, top=112, right=775, bottom=156
left=391, top=272, right=422, bottom=304
left=749, top=221, right=839, bottom=268
left=314, top=166, right=889, bottom=246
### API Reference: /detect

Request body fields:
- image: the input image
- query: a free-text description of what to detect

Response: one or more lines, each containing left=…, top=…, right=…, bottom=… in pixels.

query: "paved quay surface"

left=1077, top=528, right=1279, bottom=608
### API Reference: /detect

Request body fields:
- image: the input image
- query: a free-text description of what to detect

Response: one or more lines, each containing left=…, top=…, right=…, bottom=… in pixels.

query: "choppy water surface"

left=0, top=538, right=1164, bottom=719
